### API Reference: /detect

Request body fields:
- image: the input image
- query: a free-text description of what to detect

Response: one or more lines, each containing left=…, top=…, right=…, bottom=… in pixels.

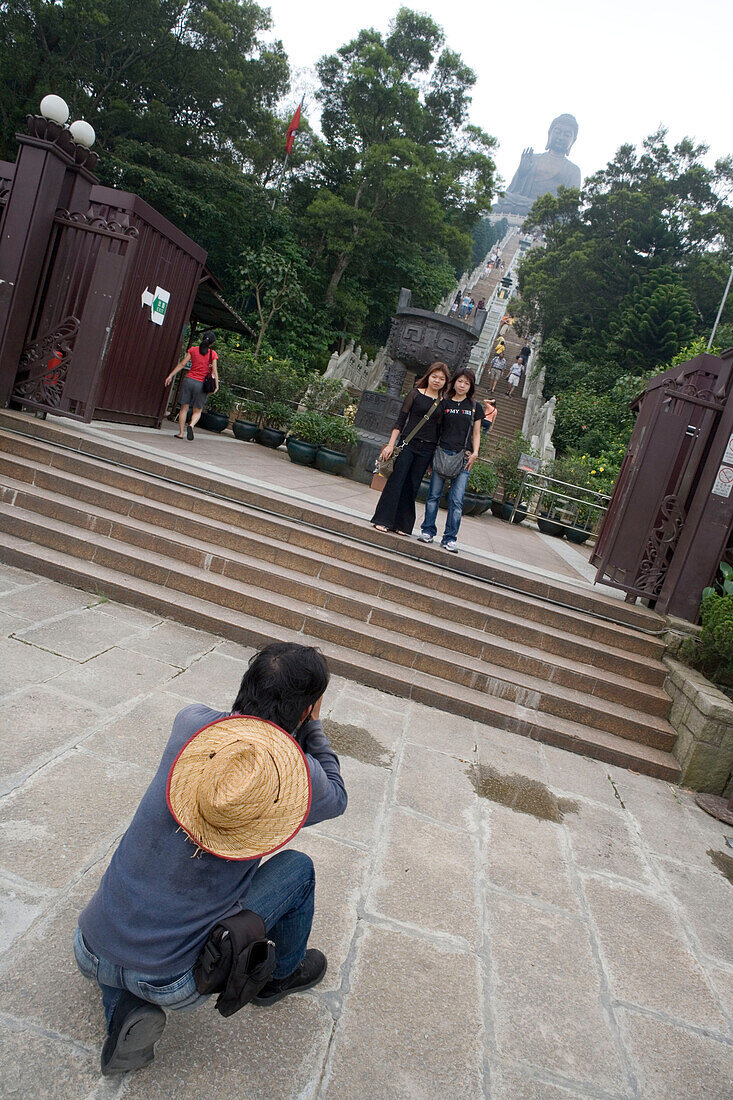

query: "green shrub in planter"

left=300, top=377, right=350, bottom=416
left=321, top=416, right=359, bottom=454
left=289, top=411, right=329, bottom=447
left=204, top=382, right=237, bottom=416
left=261, top=401, right=295, bottom=432
left=467, top=461, right=498, bottom=496
left=494, top=430, right=537, bottom=502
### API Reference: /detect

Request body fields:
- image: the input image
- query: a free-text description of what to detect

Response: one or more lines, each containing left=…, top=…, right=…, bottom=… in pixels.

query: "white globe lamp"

left=69, top=120, right=96, bottom=148
left=40, top=95, right=70, bottom=126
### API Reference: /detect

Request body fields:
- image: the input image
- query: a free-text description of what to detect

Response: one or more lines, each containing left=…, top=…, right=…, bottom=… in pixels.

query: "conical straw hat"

left=166, top=715, right=311, bottom=860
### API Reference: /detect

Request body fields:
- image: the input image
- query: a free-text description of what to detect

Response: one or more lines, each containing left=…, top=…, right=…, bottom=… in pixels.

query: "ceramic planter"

left=565, top=524, right=592, bottom=544
left=199, top=411, right=228, bottom=433
left=286, top=437, right=318, bottom=466
left=461, top=490, right=481, bottom=516
left=537, top=513, right=565, bottom=537
left=232, top=419, right=258, bottom=442
left=470, top=492, right=492, bottom=516
left=315, top=447, right=348, bottom=475
left=255, top=426, right=286, bottom=449
left=490, top=498, right=505, bottom=518
left=501, top=499, right=528, bottom=524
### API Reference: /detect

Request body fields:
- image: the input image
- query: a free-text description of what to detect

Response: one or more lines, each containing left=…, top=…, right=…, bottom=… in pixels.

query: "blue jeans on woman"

left=421, top=452, right=470, bottom=545
left=74, top=849, right=315, bottom=1029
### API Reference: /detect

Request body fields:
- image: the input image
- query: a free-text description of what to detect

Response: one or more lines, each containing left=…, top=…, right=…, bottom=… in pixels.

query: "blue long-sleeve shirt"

left=79, top=704, right=346, bottom=977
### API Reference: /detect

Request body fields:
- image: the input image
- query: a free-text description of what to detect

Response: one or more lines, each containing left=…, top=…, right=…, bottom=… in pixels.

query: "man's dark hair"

left=231, top=643, right=329, bottom=732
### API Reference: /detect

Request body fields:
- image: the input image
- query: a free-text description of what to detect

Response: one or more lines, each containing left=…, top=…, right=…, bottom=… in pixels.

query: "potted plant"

left=256, top=401, right=294, bottom=448
left=315, top=415, right=359, bottom=475
left=199, top=382, right=235, bottom=432
left=565, top=500, right=595, bottom=544
left=464, top=461, right=498, bottom=516
left=495, top=432, right=536, bottom=522
left=286, top=411, right=328, bottom=466
left=232, top=397, right=263, bottom=442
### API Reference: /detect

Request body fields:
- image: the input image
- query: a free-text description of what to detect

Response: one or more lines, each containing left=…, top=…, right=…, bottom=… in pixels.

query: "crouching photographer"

left=73, top=642, right=347, bottom=1076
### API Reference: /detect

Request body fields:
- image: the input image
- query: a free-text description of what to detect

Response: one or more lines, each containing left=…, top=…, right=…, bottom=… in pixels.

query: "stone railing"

left=323, top=341, right=382, bottom=391
left=520, top=336, right=556, bottom=463
left=663, top=657, right=733, bottom=795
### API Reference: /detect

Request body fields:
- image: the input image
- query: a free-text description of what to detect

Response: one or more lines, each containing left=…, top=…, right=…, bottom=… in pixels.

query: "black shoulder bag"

left=432, top=402, right=476, bottom=479
left=376, top=391, right=439, bottom=478
left=194, top=910, right=276, bottom=1017
left=202, top=350, right=216, bottom=394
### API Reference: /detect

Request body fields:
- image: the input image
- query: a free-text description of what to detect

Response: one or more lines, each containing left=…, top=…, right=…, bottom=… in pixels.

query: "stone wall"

left=664, top=656, right=733, bottom=796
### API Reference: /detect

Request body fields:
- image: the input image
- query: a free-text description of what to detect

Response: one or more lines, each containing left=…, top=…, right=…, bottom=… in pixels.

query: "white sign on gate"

left=141, top=285, right=170, bottom=326
left=712, top=463, right=733, bottom=498
left=724, top=432, right=733, bottom=465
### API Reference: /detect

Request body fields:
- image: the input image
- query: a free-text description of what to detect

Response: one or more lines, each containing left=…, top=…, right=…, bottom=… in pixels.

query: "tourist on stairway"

left=488, top=351, right=506, bottom=392
left=371, top=363, right=449, bottom=536
left=417, top=369, right=482, bottom=553
left=482, top=397, right=497, bottom=435
left=506, top=356, right=525, bottom=398
left=74, top=642, right=346, bottom=1076
left=165, top=331, right=219, bottom=441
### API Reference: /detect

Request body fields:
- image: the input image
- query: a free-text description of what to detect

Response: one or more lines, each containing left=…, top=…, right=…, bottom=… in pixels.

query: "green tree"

left=0, top=0, right=289, bottom=172
left=296, top=8, right=496, bottom=335
left=516, top=131, right=733, bottom=388
left=608, top=269, right=696, bottom=370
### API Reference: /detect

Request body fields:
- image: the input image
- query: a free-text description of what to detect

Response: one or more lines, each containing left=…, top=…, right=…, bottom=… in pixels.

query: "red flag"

left=285, top=105, right=301, bottom=155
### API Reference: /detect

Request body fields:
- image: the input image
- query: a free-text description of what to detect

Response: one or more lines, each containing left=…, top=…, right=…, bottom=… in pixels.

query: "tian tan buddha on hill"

left=495, top=114, right=581, bottom=216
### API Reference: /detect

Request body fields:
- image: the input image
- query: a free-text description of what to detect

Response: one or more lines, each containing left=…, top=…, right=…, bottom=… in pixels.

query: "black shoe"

left=186, top=424, right=194, bottom=440
left=101, top=992, right=166, bottom=1076
left=252, top=949, right=327, bottom=1006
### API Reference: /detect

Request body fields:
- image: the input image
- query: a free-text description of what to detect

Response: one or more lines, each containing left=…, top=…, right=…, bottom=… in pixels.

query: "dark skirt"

left=371, top=443, right=434, bottom=534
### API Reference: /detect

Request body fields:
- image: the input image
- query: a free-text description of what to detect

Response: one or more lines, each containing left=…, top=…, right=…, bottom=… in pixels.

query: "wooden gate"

left=10, top=207, right=137, bottom=420
left=591, top=354, right=732, bottom=602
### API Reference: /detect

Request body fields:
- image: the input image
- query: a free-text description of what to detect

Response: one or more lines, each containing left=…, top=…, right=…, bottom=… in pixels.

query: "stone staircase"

left=0, top=410, right=680, bottom=780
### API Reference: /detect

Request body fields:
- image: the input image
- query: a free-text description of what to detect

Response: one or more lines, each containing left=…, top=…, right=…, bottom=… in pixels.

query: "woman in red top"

left=165, top=331, right=219, bottom=441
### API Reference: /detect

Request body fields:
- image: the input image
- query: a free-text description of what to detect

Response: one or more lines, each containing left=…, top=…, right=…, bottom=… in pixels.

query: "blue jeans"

left=421, top=456, right=470, bottom=543
left=74, top=849, right=315, bottom=1029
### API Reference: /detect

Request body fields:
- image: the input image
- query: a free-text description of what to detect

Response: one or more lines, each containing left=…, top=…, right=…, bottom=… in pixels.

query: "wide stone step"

left=0, top=504, right=676, bottom=753
left=0, top=442, right=666, bottom=665
left=0, top=419, right=665, bottom=638
left=0, top=473, right=672, bottom=716
left=0, top=530, right=681, bottom=781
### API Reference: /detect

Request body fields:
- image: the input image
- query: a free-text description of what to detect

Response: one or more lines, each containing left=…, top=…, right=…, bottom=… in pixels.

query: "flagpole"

left=271, top=152, right=290, bottom=209
left=271, top=95, right=304, bottom=210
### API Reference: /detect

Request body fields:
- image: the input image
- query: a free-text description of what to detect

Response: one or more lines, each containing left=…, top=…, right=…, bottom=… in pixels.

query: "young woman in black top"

left=417, top=368, right=483, bottom=552
left=371, top=363, right=450, bottom=536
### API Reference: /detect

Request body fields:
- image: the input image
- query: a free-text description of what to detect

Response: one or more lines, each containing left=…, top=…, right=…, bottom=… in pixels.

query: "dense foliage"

left=511, top=131, right=733, bottom=477
left=0, top=3, right=496, bottom=369
left=682, top=564, right=733, bottom=694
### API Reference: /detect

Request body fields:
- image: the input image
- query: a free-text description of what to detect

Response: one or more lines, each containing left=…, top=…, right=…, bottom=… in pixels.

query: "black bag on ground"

left=194, top=910, right=276, bottom=1017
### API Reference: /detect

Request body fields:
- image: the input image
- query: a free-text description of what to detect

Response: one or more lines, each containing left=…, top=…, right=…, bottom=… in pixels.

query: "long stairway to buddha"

left=0, top=410, right=679, bottom=780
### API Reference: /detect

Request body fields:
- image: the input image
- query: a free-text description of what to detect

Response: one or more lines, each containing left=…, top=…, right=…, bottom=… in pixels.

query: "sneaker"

left=417, top=532, right=434, bottom=543
left=442, top=540, right=459, bottom=553
left=186, top=424, right=194, bottom=440
left=252, top=949, right=327, bottom=1006
left=101, top=992, right=166, bottom=1076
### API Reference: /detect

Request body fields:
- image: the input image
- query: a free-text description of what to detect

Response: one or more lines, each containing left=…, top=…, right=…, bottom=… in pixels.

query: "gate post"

left=0, top=114, right=98, bottom=406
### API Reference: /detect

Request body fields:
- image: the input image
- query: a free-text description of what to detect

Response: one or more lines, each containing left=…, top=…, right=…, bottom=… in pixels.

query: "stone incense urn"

left=349, top=288, right=487, bottom=482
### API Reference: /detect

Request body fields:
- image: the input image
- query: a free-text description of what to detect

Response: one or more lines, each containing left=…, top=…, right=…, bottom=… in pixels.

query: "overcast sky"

left=266, top=0, right=731, bottom=190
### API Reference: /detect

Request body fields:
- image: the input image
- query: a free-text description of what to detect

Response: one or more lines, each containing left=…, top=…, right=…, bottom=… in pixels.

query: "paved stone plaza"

left=1, top=563, right=732, bottom=1099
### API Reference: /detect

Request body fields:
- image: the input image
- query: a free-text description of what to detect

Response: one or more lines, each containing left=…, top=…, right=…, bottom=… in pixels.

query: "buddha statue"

left=494, top=114, right=581, bottom=216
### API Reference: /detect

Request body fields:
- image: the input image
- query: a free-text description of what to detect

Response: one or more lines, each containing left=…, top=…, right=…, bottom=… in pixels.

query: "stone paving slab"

left=1, top=571, right=732, bottom=1099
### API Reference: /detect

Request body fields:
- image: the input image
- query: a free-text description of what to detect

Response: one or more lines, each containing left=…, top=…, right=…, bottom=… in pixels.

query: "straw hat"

left=166, top=715, right=311, bottom=860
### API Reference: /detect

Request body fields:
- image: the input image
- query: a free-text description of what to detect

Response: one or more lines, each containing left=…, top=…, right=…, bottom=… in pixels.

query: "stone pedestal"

left=350, top=391, right=403, bottom=484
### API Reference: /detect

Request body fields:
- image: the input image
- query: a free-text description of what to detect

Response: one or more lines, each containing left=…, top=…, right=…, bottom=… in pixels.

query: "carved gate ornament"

left=633, top=494, right=686, bottom=596
left=11, top=317, right=80, bottom=408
